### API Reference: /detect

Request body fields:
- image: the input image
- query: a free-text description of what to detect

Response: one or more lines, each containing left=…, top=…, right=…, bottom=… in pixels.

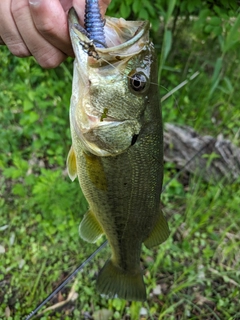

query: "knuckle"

left=36, top=20, right=56, bottom=36
left=36, top=51, right=66, bottom=69
left=11, top=1, right=28, bottom=18
left=8, top=42, right=30, bottom=57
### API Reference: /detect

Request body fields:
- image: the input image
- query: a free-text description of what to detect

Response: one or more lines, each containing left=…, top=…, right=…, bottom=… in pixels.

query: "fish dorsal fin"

left=144, top=210, right=170, bottom=248
left=67, top=146, right=78, bottom=181
left=79, top=209, right=104, bottom=243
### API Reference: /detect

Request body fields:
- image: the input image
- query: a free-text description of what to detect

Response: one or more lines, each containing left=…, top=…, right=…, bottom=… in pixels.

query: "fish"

left=67, top=5, right=170, bottom=301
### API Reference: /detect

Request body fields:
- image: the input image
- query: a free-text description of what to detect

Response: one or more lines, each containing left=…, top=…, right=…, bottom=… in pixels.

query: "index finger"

left=0, top=36, right=5, bottom=45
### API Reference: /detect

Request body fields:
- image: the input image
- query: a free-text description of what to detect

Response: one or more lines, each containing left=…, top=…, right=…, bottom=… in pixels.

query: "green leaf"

left=223, top=76, right=234, bottom=93
left=213, top=25, right=222, bottom=37
left=12, top=183, right=27, bottom=197
left=144, top=1, right=155, bottom=17
left=120, top=1, right=131, bottom=18
left=165, top=0, right=176, bottom=23
left=204, top=25, right=213, bottom=34
left=209, top=57, right=223, bottom=97
left=223, top=14, right=240, bottom=53
left=139, top=8, right=149, bottom=20
left=187, top=1, right=197, bottom=13
left=163, top=30, right=172, bottom=61
left=209, top=16, right=222, bottom=26
left=132, top=1, right=142, bottom=15
left=23, top=99, right=33, bottom=112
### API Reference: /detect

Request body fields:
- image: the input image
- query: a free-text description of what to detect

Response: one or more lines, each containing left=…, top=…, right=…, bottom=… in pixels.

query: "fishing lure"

left=84, top=0, right=107, bottom=48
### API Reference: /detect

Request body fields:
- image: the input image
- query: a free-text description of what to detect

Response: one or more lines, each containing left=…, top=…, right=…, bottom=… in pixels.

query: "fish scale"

left=68, top=7, right=170, bottom=301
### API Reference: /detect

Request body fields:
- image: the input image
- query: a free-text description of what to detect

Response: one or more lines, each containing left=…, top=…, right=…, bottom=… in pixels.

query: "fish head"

left=68, top=8, right=158, bottom=156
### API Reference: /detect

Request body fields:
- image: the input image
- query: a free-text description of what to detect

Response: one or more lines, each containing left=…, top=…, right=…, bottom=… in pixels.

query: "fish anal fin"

left=67, top=146, right=78, bottom=181
left=144, top=210, right=170, bottom=249
left=79, top=209, right=104, bottom=243
left=96, top=260, right=146, bottom=301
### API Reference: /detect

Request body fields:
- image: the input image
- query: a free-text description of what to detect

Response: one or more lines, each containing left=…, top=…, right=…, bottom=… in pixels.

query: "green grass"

left=1, top=11, right=240, bottom=320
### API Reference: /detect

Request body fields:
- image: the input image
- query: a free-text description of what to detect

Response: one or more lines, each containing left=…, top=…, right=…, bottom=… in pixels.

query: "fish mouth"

left=68, top=7, right=148, bottom=156
left=68, top=6, right=150, bottom=128
left=68, top=7, right=150, bottom=60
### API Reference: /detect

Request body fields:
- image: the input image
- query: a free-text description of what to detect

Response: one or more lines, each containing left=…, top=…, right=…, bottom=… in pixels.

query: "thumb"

left=29, top=0, right=74, bottom=57
left=100, top=0, right=112, bottom=15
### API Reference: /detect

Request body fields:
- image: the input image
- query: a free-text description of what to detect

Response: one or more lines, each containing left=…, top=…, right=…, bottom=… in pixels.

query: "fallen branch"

left=163, top=123, right=240, bottom=182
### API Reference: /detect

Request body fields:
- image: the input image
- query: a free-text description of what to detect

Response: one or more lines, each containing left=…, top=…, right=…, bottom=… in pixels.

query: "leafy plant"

left=1, top=2, right=240, bottom=319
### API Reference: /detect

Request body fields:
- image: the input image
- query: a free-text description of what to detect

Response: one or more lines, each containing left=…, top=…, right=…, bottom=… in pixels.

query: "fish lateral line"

left=24, top=241, right=108, bottom=320
left=24, top=136, right=221, bottom=319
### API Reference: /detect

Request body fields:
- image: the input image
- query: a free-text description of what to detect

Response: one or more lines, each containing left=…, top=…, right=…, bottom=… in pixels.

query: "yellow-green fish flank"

left=67, top=8, right=170, bottom=301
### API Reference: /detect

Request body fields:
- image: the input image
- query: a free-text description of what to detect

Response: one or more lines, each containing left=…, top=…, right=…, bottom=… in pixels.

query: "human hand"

left=0, top=0, right=111, bottom=68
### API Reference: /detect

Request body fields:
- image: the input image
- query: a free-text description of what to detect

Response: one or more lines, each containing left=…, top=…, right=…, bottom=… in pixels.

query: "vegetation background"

left=0, top=0, right=240, bottom=319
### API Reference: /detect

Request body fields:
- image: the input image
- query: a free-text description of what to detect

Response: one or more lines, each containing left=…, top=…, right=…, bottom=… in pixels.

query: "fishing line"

left=23, top=55, right=202, bottom=319
left=24, top=25, right=204, bottom=320
left=161, top=71, right=200, bottom=102
left=76, top=45, right=200, bottom=109
left=24, top=240, right=108, bottom=320
left=88, top=51, right=199, bottom=92
left=24, top=135, right=213, bottom=319
left=161, top=139, right=213, bottom=194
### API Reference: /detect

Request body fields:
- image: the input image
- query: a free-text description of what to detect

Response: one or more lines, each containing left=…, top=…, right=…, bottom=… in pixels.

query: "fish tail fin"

left=96, top=259, right=146, bottom=301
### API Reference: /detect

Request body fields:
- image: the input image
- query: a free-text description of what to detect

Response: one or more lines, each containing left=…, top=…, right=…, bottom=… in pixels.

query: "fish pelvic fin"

left=79, top=209, right=104, bottom=243
left=144, top=209, right=170, bottom=248
left=96, top=260, right=146, bottom=301
left=67, top=146, right=78, bottom=181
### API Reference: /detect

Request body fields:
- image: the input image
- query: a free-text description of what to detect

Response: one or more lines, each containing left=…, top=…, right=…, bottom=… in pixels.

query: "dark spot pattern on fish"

left=69, top=8, right=170, bottom=301
left=131, top=134, right=139, bottom=146
left=84, top=0, right=107, bottom=48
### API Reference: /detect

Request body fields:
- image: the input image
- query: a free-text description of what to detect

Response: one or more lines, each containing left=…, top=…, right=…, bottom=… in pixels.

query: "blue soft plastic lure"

left=84, top=0, right=107, bottom=48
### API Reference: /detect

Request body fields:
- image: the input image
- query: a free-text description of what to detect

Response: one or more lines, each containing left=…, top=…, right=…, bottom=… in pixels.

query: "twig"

left=24, top=240, right=108, bottom=320
left=36, top=278, right=78, bottom=316
left=161, top=71, right=200, bottom=102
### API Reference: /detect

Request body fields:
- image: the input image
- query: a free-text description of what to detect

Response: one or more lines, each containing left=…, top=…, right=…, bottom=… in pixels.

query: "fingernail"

left=29, top=0, right=41, bottom=6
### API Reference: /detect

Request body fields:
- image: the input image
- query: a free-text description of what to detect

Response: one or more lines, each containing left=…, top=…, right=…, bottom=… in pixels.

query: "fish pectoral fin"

left=67, top=146, right=78, bottom=181
left=96, top=260, right=146, bottom=301
left=79, top=209, right=104, bottom=243
left=144, top=209, right=170, bottom=248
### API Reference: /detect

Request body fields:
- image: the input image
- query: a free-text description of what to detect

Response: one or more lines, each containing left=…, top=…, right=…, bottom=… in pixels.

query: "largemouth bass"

left=67, top=7, right=169, bottom=301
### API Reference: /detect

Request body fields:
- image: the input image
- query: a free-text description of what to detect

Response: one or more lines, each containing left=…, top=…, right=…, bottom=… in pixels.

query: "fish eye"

left=129, top=72, right=148, bottom=92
